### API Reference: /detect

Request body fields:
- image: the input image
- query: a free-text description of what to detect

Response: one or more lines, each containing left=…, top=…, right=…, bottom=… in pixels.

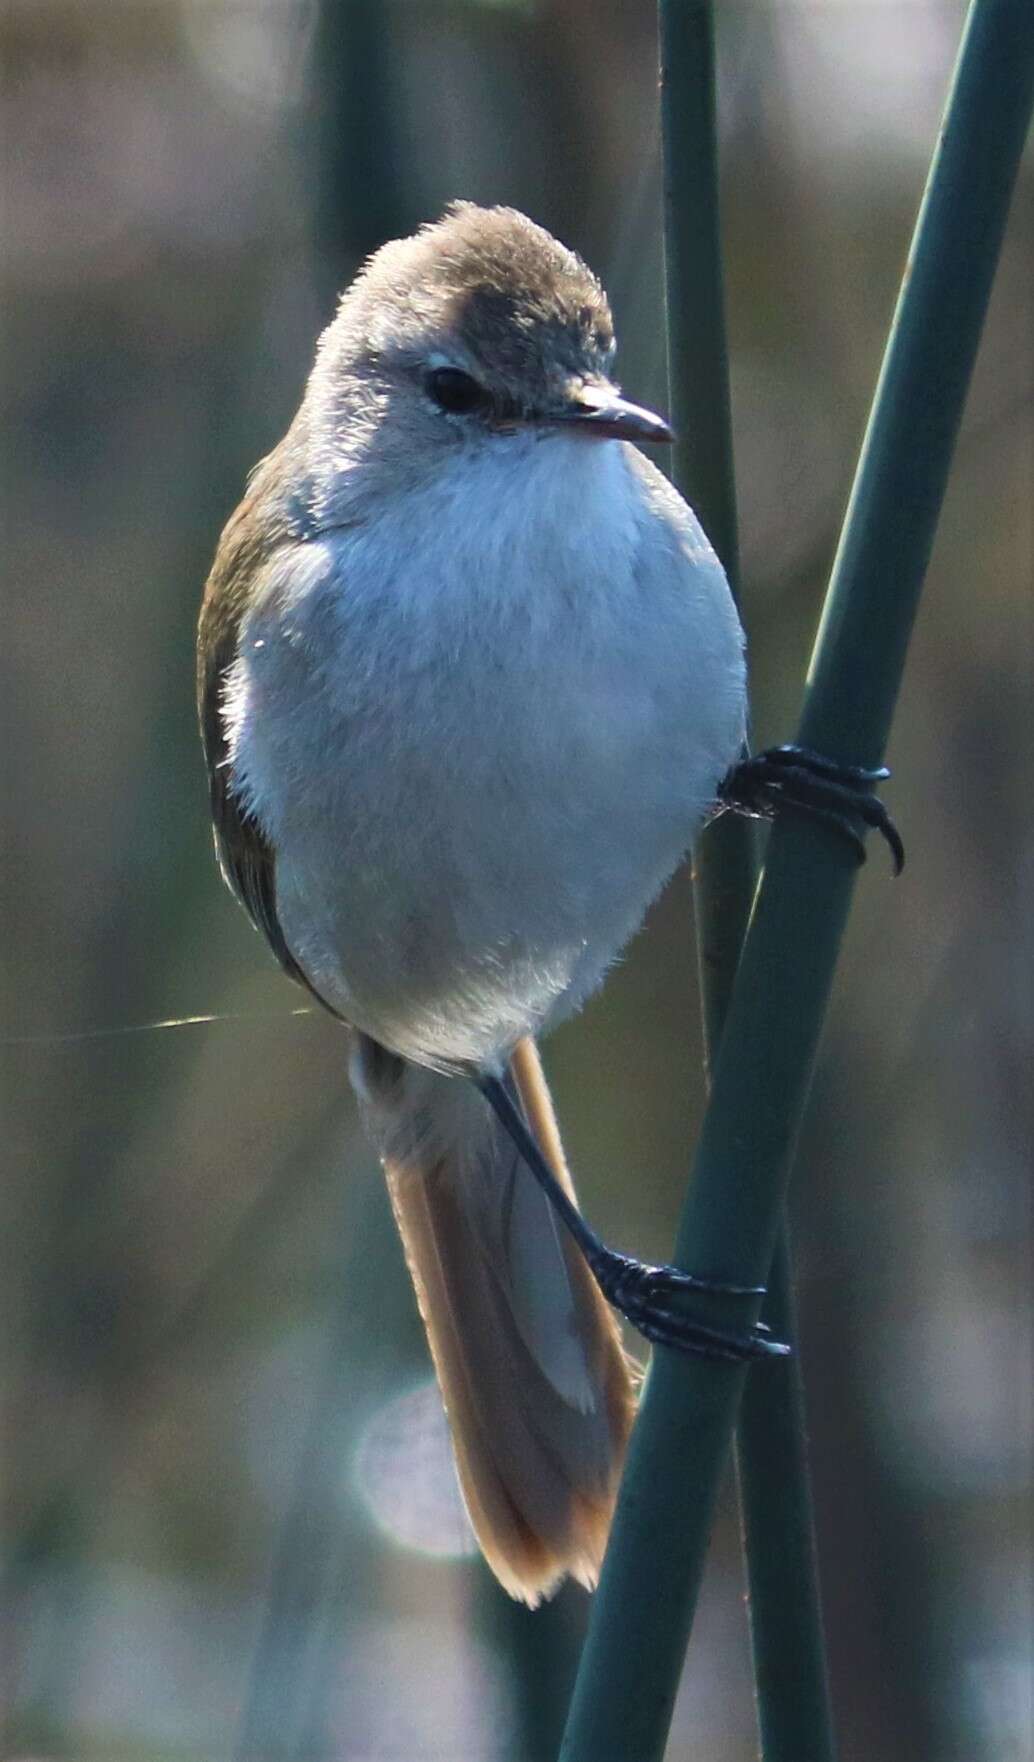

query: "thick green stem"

left=658, top=4, right=836, bottom=1754
left=560, top=5, right=1033, bottom=1758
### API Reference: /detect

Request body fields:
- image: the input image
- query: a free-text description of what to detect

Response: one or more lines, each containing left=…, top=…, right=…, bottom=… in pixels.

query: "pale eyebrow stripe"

left=0, top=1007, right=316, bottom=1049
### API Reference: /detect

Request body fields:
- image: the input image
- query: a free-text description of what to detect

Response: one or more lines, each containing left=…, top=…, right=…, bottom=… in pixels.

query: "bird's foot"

left=718, top=744, right=904, bottom=874
left=585, top=1245, right=789, bottom=1363
left=475, top=1073, right=786, bottom=1363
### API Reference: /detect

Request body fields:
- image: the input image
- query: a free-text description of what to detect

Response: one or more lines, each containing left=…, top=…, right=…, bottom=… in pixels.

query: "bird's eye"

left=425, top=367, right=489, bottom=415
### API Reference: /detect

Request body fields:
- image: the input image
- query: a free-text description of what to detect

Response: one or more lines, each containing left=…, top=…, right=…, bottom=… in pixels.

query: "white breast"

left=226, top=432, right=746, bottom=1070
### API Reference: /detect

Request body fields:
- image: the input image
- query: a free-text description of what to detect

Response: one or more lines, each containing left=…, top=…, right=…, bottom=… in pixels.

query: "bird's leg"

left=475, top=1073, right=789, bottom=1363
left=717, top=744, right=905, bottom=874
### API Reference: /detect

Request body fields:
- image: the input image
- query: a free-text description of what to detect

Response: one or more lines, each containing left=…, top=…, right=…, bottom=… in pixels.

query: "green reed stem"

left=657, top=1, right=838, bottom=1753
left=561, top=5, right=1033, bottom=1758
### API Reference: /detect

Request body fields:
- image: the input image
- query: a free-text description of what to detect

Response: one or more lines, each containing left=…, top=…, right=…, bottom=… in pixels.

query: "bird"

left=197, top=201, right=896, bottom=1604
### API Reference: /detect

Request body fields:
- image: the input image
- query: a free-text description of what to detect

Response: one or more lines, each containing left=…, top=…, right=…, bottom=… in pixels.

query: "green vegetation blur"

left=3, top=3, right=1029, bottom=1759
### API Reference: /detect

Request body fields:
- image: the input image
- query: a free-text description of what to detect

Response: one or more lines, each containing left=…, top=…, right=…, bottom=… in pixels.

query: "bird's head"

left=301, top=203, right=672, bottom=510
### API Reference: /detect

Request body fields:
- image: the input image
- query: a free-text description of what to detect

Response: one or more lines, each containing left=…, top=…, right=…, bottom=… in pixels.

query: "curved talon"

left=590, top=1252, right=765, bottom=1303
left=647, top=1264, right=767, bottom=1299
left=587, top=1249, right=786, bottom=1362
left=719, top=744, right=905, bottom=875
left=475, top=1074, right=789, bottom=1366
left=764, top=745, right=891, bottom=787
left=764, top=762, right=904, bottom=874
left=628, top=1303, right=791, bottom=1362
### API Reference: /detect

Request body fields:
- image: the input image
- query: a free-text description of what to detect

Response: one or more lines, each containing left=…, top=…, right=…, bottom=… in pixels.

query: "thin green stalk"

left=658, top=4, right=836, bottom=1756
left=560, top=5, right=1034, bottom=1759
left=659, top=0, right=739, bottom=583
left=737, top=1224, right=834, bottom=1758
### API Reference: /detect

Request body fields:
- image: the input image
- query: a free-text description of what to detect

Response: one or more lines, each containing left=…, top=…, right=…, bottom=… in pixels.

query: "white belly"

left=226, top=434, right=746, bottom=1069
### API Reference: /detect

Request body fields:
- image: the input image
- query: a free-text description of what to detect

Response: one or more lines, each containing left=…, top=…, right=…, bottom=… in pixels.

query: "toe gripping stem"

left=476, top=1074, right=789, bottom=1365
left=718, top=744, right=905, bottom=875
left=584, top=1245, right=789, bottom=1364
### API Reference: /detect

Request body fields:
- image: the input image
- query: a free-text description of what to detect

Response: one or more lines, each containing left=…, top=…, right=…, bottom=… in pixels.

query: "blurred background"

left=2, top=1, right=1030, bottom=1758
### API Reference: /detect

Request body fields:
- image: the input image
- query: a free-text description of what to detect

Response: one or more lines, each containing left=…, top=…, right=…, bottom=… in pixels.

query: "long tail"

left=351, top=1033, right=636, bottom=1604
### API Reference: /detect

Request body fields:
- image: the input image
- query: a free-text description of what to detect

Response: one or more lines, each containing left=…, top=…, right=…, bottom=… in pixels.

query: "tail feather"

left=353, top=1034, right=635, bottom=1604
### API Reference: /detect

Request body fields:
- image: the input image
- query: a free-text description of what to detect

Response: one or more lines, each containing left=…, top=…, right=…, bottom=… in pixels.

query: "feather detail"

left=353, top=1032, right=635, bottom=1604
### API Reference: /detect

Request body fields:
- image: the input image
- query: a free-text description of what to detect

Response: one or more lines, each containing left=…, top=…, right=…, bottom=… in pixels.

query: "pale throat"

left=355, top=426, right=642, bottom=616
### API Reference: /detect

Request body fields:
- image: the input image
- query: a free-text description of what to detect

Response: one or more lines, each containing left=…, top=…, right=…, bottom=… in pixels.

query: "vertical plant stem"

left=661, top=2, right=838, bottom=1753
left=659, top=0, right=738, bottom=583
left=560, top=5, right=1034, bottom=1759
left=660, top=4, right=836, bottom=1755
left=737, top=1224, right=836, bottom=1759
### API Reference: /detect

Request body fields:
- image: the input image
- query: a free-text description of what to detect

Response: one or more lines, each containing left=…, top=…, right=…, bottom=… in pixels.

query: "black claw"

left=630, top=1303, right=791, bottom=1363
left=762, top=745, right=891, bottom=788
left=475, top=1074, right=790, bottom=1367
left=589, top=1251, right=765, bottom=1303
left=719, top=743, right=905, bottom=875
left=587, top=1247, right=788, bottom=1363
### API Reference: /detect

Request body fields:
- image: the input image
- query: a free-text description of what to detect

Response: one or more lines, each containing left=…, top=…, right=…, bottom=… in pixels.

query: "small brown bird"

left=198, top=204, right=896, bottom=1602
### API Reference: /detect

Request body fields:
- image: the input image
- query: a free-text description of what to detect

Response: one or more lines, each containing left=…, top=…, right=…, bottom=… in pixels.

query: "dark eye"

left=426, top=367, right=489, bottom=415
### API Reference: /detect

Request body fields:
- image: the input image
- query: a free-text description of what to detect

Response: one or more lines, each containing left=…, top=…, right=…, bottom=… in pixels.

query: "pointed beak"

left=550, top=384, right=675, bottom=445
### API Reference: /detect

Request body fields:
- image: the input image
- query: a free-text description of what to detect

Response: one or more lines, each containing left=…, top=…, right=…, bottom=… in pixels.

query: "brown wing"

left=196, top=456, right=333, bottom=1008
